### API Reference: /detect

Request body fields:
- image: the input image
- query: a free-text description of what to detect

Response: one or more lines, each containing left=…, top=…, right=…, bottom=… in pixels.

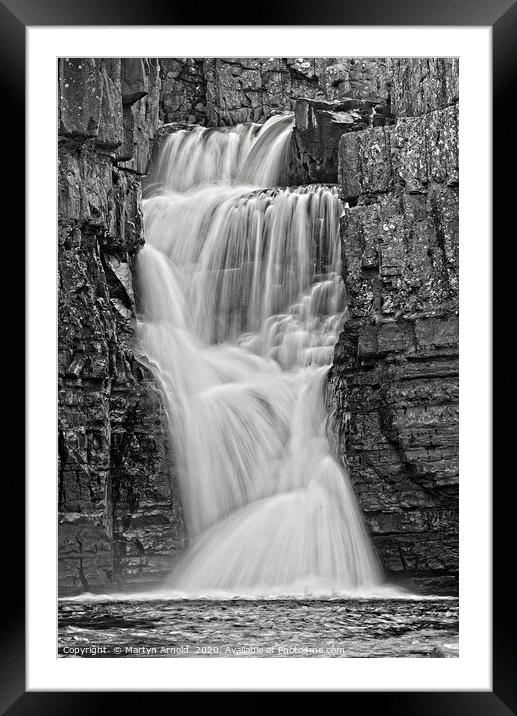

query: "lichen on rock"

left=58, top=58, right=185, bottom=595
left=327, top=66, right=459, bottom=595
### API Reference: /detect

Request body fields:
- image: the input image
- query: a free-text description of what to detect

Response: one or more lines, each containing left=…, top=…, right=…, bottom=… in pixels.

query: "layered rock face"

left=158, top=57, right=391, bottom=126
left=327, top=59, right=459, bottom=595
left=282, top=97, right=394, bottom=185
left=58, top=58, right=185, bottom=595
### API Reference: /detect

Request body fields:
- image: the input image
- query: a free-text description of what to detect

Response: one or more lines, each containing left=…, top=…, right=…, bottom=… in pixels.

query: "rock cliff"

left=327, top=58, right=459, bottom=595
left=158, top=57, right=391, bottom=126
left=282, top=97, right=394, bottom=185
left=58, top=58, right=185, bottom=595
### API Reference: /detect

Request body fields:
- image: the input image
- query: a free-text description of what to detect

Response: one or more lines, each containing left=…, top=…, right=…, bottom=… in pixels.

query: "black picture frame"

left=7, top=0, right=514, bottom=710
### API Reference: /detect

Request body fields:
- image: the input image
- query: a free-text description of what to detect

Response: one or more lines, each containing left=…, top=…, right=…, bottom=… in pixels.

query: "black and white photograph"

left=9, top=3, right=507, bottom=703
left=56, top=56, right=460, bottom=659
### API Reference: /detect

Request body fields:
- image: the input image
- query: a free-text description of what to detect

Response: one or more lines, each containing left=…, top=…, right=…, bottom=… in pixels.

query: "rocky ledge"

left=327, top=59, right=459, bottom=595
left=159, top=57, right=392, bottom=126
left=58, top=58, right=185, bottom=595
left=282, top=97, right=394, bottom=185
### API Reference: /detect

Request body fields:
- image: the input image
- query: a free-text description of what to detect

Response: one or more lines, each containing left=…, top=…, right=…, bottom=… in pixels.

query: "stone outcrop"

left=158, top=57, right=392, bottom=127
left=58, top=58, right=185, bottom=595
left=282, top=97, right=394, bottom=185
left=327, top=60, right=459, bottom=595
left=159, top=59, right=207, bottom=125
left=390, top=58, right=459, bottom=117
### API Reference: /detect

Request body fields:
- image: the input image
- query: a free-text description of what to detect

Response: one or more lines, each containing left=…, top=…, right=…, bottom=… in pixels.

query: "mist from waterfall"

left=137, top=114, right=382, bottom=597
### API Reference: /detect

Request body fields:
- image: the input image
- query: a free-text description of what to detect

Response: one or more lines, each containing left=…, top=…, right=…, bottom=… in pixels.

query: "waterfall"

left=137, top=113, right=382, bottom=597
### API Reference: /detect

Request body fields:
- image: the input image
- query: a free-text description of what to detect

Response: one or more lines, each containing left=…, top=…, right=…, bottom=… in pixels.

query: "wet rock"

left=159, top=58, right=207, bottom=125
left=59, top=58, right=103, bottom=139
left=156, top=57, right=458, bottom=130
left=391, top=58, right=459, bottom=117
left=58, top=58, right=183, bottom=596
left=160, top=57, right=392, bottom=127
left=121, top=58, right=148, bottom=105
left=118, top=59, right=161, bottom=175
left=115, top=104, right=136, bottom=163
left=339, top=105, right=458, bottom=202
left=283, top=97, right=394, bottom=185
left=327, top=72, right=459, bottom=595
left=110, top=365, right=186, bottom=587
left=96, top=59, right=124, bottom=148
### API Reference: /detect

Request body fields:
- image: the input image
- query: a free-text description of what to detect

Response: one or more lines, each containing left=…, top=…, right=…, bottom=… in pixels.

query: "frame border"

left=10, top=0, right=515, bottom=711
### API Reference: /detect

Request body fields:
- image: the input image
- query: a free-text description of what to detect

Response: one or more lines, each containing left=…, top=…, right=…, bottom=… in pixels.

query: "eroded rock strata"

left=58, top=57, right=459, bottom=595
left=58, top=58, right=185, bottom=595
left=282, top=97, right=394, bottom=185
left=327, top=59, right=459, bottom=595
left=158, top=57, right=392, bottom=126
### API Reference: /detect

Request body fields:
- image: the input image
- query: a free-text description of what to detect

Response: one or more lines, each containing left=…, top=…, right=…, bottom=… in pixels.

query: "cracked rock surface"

left=58, top=58, right=185, bottom=595
left=327, top=62, right=459, bottom=595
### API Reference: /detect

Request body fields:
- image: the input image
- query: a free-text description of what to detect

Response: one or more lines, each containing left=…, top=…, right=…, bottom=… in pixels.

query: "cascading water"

left=137, top=114, right=382, bottom=597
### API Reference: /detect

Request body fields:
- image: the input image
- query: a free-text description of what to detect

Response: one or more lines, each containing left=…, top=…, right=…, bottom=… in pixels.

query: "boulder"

left=283, top=97, right=394, bottom=185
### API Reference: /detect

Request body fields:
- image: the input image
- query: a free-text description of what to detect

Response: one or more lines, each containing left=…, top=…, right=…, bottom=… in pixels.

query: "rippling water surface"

left=59, top=597, right=458, bottom=658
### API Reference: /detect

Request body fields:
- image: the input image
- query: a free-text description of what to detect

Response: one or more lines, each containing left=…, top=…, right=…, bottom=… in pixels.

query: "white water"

left=138, top=114, right=382, bottom=596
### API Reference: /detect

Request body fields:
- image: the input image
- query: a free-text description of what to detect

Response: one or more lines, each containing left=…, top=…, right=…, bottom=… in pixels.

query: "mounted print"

left=57, top=57, right=459, bottom=659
